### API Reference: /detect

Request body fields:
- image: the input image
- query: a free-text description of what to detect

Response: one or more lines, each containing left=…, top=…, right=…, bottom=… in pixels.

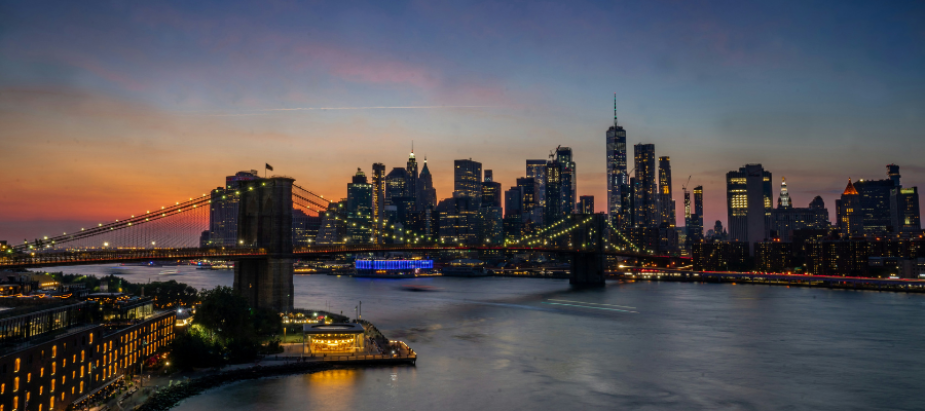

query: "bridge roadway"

left=0, top=245, right=689, bottom=269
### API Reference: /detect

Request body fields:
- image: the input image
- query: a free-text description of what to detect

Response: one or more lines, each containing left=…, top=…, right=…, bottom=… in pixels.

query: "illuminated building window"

left=14, top=358, right=20, bottom=372
left=52, top=345, right=57, bottom=358
left=13, top=377, right=18, bottom=392
left=80, top=381, right=84, bottom=393
left=27, top=373, right=31, bottom=383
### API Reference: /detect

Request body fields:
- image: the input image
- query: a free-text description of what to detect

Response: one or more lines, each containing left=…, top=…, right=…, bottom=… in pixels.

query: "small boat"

left=441, top=259, right=489, bottom=277
left=401, top=284, right=440, bottom=292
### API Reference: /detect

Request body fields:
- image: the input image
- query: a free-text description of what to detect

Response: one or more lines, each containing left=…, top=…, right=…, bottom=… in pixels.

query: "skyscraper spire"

left=613, top=93, right=618, bottom=127
left=779, top=176, right=791, bottom=208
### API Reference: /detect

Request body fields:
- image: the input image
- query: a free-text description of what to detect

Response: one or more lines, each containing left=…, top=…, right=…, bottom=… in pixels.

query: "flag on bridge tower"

left=265, top=163, right=273, bottom=177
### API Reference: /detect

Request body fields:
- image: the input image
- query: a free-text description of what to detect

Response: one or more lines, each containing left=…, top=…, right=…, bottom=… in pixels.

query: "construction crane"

left=681, top=175, right=692, bottom=192
left=549, top=145, right=561, bottom=160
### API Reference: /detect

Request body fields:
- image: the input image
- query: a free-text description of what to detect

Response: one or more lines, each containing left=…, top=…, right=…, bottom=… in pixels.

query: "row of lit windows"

left=3, top=317, right=174, bottom=411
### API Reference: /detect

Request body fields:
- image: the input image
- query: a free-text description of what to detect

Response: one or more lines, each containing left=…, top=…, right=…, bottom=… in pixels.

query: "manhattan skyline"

left=2, top=1, right=924, bottom=242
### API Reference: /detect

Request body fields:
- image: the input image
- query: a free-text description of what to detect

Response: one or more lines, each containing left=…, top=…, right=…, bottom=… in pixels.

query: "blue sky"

left=1, top=0, right=923, bottom=239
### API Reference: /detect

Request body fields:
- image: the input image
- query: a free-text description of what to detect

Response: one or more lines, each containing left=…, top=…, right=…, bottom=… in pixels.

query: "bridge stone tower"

left=570, top=213, right=607, bottom=287
left=233, top=177, right=295, bottom=312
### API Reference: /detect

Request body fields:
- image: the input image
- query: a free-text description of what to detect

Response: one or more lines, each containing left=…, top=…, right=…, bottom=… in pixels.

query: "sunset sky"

left=1, top=1, right=924, bottom=242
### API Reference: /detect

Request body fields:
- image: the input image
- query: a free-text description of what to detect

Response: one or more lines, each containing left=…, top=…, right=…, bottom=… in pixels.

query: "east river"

left=46, top=264, right=925, bottom=410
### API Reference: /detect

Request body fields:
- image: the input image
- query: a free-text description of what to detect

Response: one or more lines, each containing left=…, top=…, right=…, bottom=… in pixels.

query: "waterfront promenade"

left=625, top=268, right=925, bottom=292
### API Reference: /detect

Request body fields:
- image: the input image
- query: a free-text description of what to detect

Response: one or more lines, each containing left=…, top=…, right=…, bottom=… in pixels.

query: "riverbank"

left=625, top=270, right=925, bottom=293
left=136, top=361, right=337, bottom=411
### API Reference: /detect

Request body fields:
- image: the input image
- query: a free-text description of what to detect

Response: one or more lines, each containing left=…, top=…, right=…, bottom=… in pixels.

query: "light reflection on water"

left=43, top=265, right=925, bottom=410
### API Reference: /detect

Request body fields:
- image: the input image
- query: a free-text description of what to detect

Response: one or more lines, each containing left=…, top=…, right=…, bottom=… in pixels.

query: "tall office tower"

left=346, top=168, right=373, bottom=243
left=686, top=185, right=704, bottom=244
left=316, top=200, right=347, bottom=245
left=888, top=164, right=901, bottom=186
left=684, top=190, right=692, bottom=228
left=385, top=167, right=409, bottom=203
left=693, top=185, right=704, bottom=219
left=606, top=94, right=628, bottom=222
left=291, top=208, right=322, bottom=248
left=479, top=170, right=503, bottom=245
left=481, top=175, right=502, bottom=207
left=544, top=159, right=562, bottom=226
left=836, top=179, right=863, bottom=237
left=555, top=147, right=577, bottom=214
left=891, top=186, right=921, bottom=231
left=853, top=174, right=895, bottom=235
left=726, top=164, right=772, bottom=252
left=209, top=170, right=261, bottom=247
left=579, top=196, right=594, bottom=214
left=453, top=159, right=483, bottom=244
left=634, top=144, right=658, bottom=227
left=454, top=159, right=482, bottom=201
left=503, top=186, right=524, bottom=241
left=406, top=148, right=419, bottom=209
left=416, top=158, right=437, bottom=211
left=619, top=180, right=635, bottom=230
left=516, top=177, right=538, bottom=223
left=504, top=186, right=524, bottom=217
left=657, top=156, right=676, bottom=227
left=526, top=160, right=547, bottom=226
left=371, top=163, right=386, bottom=242
left=778, top=177, right=792, bottom=208
left=692, top=185, right=704, bottom=237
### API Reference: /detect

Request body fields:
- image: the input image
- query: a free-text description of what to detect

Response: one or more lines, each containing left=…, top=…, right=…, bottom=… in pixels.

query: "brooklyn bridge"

left=2, top=176, right=688, bottom=311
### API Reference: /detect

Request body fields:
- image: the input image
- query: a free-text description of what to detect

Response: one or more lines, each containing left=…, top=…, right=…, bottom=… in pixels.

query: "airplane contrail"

left=263, top=105, right=494, bottom=111
left=189, top=105, right=496, bottom=116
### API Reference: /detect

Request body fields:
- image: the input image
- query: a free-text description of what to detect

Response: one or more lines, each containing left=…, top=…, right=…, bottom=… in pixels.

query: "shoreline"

left=137, top=361, right=338, bottom=411
left=623, top=275, right=925, bottom=293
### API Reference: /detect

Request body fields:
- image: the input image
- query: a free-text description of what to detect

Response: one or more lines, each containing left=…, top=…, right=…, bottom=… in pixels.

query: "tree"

left=196, top=286, right=254, bottom=344
left=253, top=307, right=282, bottom=337
left=168, top=326, right=223, bottom=370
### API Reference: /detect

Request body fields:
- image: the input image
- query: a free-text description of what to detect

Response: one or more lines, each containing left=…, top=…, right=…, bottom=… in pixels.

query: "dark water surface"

left=46, top=265, right=925, bottom=410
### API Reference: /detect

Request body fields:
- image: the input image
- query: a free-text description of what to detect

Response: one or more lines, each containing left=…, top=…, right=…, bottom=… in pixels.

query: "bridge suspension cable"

left=14, top=195, right=212, bottom=252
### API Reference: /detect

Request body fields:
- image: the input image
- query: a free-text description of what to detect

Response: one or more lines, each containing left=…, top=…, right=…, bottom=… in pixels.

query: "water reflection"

left=40, top=265, right=925, bottom=410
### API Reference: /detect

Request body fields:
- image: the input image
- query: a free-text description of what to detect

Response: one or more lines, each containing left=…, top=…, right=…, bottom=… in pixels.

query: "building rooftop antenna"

left=613, top=93, right=618, bottom=127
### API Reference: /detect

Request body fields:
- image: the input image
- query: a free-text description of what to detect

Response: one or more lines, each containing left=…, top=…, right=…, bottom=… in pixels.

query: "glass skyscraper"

left=634, top=144, right=658, bottom=227
left=606, top=95, right=628, bottom=222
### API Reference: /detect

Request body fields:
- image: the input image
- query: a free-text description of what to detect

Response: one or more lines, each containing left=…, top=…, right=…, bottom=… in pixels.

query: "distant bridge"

left=2, top=176, right=687, bottom=310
